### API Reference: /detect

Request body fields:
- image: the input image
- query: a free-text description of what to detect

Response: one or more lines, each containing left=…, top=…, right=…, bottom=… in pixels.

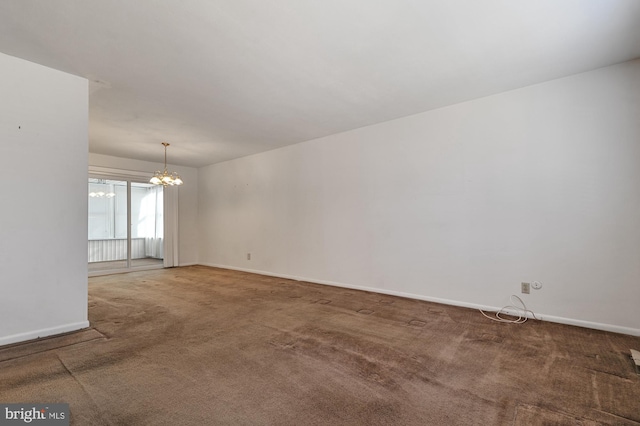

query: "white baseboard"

left=179, top=262, right=199, bottom=267
left=0, top=321, right=91, bottom=347
left=201, top=263, right=640, bottom=337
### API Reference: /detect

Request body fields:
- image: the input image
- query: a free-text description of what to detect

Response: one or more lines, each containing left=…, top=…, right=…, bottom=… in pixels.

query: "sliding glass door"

left=88, top=178, right=164, bottom=274
left=131, top=182, right=164, bottom=268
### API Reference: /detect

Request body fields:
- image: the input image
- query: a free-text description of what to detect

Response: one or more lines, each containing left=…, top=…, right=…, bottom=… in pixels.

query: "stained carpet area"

left=1, top=266, right=639, bottom=425
left=0, top=329, right=106, bottom=363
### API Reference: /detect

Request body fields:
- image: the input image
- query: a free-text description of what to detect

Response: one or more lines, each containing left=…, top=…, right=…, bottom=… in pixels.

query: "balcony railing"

left=88, top=238, right=163, bottom=262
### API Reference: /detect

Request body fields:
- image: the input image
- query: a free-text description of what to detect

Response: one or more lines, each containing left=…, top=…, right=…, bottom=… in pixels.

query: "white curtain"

left=143, top=185, right=164, bottom=259
left=163, top=187, right=179, bottom=267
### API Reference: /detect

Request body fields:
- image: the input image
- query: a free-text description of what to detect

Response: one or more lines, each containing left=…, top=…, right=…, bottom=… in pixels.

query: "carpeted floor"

left=1, top=266, right=639, bottom=425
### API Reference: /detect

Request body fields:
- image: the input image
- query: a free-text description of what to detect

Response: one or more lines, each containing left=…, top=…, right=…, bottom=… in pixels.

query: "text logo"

left=0, top=404, right=68, bottom=426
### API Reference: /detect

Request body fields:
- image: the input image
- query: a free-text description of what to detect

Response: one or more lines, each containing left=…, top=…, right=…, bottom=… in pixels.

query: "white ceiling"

left=1, top=1, right=639, bottom=168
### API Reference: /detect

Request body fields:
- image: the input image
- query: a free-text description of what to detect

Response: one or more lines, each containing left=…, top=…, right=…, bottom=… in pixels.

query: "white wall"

left=199, top=59, right=640, bottom=335
left=0, top=53, right=89, bottom=345
left=88, top=153, right=199, bottom=266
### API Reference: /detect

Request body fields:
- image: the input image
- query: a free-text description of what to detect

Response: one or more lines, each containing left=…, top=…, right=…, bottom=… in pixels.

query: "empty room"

left=1, top=1, right=639, bottom=425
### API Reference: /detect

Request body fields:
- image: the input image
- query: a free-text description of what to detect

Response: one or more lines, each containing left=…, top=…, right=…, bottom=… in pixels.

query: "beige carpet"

left=1, top=266, right=639, bottom=425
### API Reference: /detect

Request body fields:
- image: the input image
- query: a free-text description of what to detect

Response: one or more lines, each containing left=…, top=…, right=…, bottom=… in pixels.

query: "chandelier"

left=89, top=191, right=116, bottom=198
left=150, top=142, right=184, bottom=186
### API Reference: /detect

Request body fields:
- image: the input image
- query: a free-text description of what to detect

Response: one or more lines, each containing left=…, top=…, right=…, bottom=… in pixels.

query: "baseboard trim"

left=0, top=321, right=91, bottom=347
left=201, top=263, right=640, bottom=337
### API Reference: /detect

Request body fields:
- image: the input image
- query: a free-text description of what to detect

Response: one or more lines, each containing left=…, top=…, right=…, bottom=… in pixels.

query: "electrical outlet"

left=532, top=281, right=542, bottom=290
left=521, top=282, right=530, bottom=294
left=247, top=253, right=251, bottom=260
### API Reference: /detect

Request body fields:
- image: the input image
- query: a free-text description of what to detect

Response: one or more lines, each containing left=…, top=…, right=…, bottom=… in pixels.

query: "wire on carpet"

left=479, top=295, right=539, bottom=324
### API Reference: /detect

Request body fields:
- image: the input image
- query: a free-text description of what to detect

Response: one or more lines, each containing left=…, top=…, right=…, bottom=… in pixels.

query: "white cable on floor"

left=479, top=295, right=539, bottom=324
